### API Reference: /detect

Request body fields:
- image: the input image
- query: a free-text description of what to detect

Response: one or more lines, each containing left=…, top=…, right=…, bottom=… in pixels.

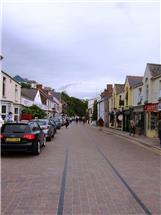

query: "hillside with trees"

left=61, top=92, right=88, bottom=117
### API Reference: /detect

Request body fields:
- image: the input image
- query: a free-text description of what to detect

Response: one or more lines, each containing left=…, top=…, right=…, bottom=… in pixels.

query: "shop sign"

left=144, top=103, right=158, bottom=112
left=158, top=102, right=161, bottom=111
left=133, top=106, right=144, bottom=113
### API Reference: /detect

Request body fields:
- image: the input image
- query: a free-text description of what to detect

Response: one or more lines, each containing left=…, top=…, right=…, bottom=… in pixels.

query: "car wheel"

left=48, top=135, right=52, bottom=141
left=33, top=141, right=41, bottom=155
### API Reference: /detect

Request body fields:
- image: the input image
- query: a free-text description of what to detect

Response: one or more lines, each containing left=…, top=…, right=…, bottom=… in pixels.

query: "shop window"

left=148, top=112, right=158, bottom=130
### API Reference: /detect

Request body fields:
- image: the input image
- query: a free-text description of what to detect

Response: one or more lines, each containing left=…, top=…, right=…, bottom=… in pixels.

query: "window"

left=145, top=78, right=148, bottom=102
left=125, top=89, right=128, bottom=106
left=15, top=85, right=18, bottom=101
left=138, top=88, right=142, bottom=104
left=2, top=77, right=6, bottom=97
left=2, top=124, right=29, bottom=133
left=148, top=112, right=157, bottom=130
left=14, top=107, right=19, bottom=121
left=146, top=84, right=149, bottom=101
left=1, top=105, right=7, bottom=120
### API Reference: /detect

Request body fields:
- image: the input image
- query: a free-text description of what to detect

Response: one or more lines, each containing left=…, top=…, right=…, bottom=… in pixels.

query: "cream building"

left=0, top=71, right=21, bottom=121
left=142, top=63, right=161, bottom=138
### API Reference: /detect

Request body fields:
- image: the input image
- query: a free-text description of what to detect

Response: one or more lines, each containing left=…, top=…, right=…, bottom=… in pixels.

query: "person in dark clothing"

left=75, top=117, right=79, bottom=124
left=65, top=119, right=69, bottom=128
left=129, top=119, right=136, bottom=136
left=98, top=117, right=104, bottom=131
left=158, top=118, right=161, bottom=147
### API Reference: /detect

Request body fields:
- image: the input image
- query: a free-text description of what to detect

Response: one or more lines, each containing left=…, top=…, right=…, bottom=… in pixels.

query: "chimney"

left=36, top=84, right=43, bottom=89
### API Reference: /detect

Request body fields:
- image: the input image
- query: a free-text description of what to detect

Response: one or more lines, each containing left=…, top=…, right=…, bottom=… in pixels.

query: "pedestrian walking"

left=65, top=118, right=69, bottom=128
left=129, top=119, right=136, bottom=136
left=5, top=112, right=14, bottom=123
left=98, top=117, right=104, bottom=131
left=75, top=117, right=79, bottom=124
left=158, top=118, right=161, bottom=147
left=82, top=116, right=86, bottom=124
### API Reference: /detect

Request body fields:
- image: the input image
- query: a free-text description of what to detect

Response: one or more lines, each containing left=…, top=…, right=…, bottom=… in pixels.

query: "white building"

left=0, top=71, right=21, bottom=121
left=142, top=63, right=161, bottom=138
left=88, top=98, right=96, bottom=124
left=97, top=96, right=105, bottom=121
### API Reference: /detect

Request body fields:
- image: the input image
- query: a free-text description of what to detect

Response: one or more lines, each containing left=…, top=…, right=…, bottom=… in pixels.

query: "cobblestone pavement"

left=1, top=123, right=161, bottom=215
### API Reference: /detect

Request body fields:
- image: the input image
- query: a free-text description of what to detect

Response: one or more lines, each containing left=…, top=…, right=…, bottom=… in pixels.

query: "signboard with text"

left=144, top=103, right=158, bottom=112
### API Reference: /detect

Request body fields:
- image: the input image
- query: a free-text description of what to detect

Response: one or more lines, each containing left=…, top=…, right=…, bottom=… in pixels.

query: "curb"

left=89, top=125, right=161, bottom=154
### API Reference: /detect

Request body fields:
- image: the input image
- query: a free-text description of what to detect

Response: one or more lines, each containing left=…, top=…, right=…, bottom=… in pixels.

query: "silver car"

left=32, top=119, right=55, bottom=141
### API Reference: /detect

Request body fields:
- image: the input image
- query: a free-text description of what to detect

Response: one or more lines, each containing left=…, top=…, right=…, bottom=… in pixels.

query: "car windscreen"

left=37, top=121, right=47, bottom=126
left=53, top=118, right=60, bottom=122
left=2, top=124, right=30, bottom=133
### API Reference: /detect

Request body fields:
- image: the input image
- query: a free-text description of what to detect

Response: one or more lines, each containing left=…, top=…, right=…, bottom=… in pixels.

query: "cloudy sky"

left=1, top=0, right=160, bottom=99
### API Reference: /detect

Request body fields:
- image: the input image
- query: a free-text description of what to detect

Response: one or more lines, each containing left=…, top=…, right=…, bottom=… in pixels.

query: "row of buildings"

left=88, top=63, right=161, bottom=138
left=0, top=70, right=63, bottom=122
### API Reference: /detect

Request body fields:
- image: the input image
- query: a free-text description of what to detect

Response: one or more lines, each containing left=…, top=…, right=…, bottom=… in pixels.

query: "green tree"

left=92, top=100, right=97, bottom=121
left=22, top=105, right=46, bottom=119
left=61, top=92, right=87, bottom=117
left=21, top=83, right=31, bottom=88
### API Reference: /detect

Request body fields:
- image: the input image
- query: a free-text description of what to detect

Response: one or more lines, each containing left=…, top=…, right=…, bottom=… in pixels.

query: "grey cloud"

left=2, top=2, right=160, bottom=99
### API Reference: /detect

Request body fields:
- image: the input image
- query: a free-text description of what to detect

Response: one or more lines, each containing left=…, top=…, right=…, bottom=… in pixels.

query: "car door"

left=30, top=122, right=41, bottom=144
left=48, top=121, right=54, bottom=137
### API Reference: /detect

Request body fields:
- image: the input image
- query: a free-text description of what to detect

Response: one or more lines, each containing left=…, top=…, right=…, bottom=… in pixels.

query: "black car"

left=0, top=121, right=46, bottom=155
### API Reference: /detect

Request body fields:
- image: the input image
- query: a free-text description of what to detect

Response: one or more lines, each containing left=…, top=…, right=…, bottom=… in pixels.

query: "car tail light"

left=0, top=134, right=4, bottom=139
left=23, top=134, right=35, bottom=140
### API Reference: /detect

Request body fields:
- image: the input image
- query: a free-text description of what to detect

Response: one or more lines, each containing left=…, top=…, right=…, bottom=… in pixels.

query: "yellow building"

left=108, top=84, right=124, bottom=129
left=123, top=76, right=143, bottom=132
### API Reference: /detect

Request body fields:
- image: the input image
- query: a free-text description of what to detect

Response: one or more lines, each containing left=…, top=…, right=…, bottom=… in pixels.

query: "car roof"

left=4, top=122, right=29, bottom=125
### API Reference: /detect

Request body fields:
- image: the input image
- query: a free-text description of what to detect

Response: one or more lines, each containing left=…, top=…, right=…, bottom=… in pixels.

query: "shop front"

left=123, top=109, right=132, bottom=132
left=109, top=111, right=115, bottom=128
left=116, top=110, right=123, bottom=130
left=158, top=101, right=161, bottom=119
left=144, top=103, right=158, bottom=138
left=133, top=105, right=144, bottom=135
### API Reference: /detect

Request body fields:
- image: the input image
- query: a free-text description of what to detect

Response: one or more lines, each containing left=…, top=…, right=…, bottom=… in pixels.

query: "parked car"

left=49, top=119, right=57, bottom=133
left=31, top=119, right=55, bottom=141
left=0, top=121, right=46, bottom=155
left=52, top=117, right=61, bottom=129
left=0, top=115, right=4, bottom=128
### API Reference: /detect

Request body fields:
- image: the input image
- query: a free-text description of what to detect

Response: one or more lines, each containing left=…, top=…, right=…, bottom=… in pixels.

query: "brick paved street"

left=1, top=123, right=161, bottom=215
